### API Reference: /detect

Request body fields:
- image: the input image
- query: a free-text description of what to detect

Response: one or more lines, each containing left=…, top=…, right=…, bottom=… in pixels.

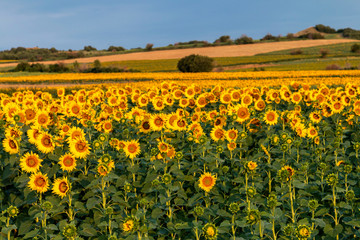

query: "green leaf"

left=345, top=220, right=360, bottom=227
left=23, top=229, right=39, bottom=239
left=315, top=208, right=329, bottom=217
left=151, top=208, right=164, bottom=219
left=86, top=197, right=101, bottom=210
left=314, top=218, right=326, bottom=228
left=18, top=220, right=33, bottom=236
left=79, top=223, right=98, bottom=237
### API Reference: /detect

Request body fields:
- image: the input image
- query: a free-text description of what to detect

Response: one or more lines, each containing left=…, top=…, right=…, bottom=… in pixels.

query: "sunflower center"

left=9, top=140, right=17, bottom=149
left=154, top=118, right=163, bottom=126
left=202, top=176, right=214, bottom=187
left=59, top=182, right=68, bottom=193
left=142, top=121, right=150, bottom=130
left=63, top=156, right=74, bottom=167
left=35, top=177, right=46, bottom=187
left=267, top=113, right=275, bottom=121
left=76, top=141, right=86, bottom=152
left=128, top=144, right=137, bottom=153
left=25, top=109, right=36, bottom=120
left=26, top=156, right=38, bottom=168
left=72, top=106, right=80, bottom=114
left=42, top=136, right=52, bottom=147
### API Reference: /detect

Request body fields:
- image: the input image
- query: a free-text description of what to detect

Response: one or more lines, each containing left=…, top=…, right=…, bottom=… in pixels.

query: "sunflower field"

left=1, top=78, right=360, bottom=240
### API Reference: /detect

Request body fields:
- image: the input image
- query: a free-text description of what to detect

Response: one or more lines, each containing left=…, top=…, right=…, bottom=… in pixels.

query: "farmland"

left=1, top=69, right=360, bottom=239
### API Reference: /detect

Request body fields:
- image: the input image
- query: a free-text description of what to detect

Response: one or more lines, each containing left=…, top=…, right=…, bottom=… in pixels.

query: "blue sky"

left=1, top=0, right=360, bottom=51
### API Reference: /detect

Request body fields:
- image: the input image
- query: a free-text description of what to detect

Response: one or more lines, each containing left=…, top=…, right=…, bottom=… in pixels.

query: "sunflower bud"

left=295, top=224, right=311, bottom=239
left=194, top=206, right=204, bottom=216
left=246, top=186, right=257, bottom=198
left=326, top=173, right=338, bottom=186
left=161, top=173, right=172, bottom=185
left=7, top=205, right=19, bottom=218
left=344, top=164, right=352, bottom=174
left=41, top=201, right=53, bottom=212
left=222, top=165, right=229, bottom=173
left=283, top=224, right=294, bottom=236
left=267, top=193, right=278, bottom=208
left=202, top=223, right=218, bottom=240
left=345, top=190, right=355, bottom=202
left=216, top=145, right=224, bottom=153
left=229, top=202, right=240, bottom=214
left=308, top=199, right=319, bottom=211
left=63, top=224, right=77, bottom=239
left=105, top=206, right=114, bottom=215
left=246, top=209, right=261, bottom=225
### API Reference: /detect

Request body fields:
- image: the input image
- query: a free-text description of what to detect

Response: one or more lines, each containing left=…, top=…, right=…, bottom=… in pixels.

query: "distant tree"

left=73, top=61, right=80, bottom=72
left=177, top=54, right=214, bottom=72
left=107, top=46, right=125, bottom=52
left=235, top=35, right=254, bottom=44
left=145, top=43, right=154, bottom=51
left=351, top=44, right=360, bottom=53
left=286, top=33, right=295, bottom=40
left=93, top=59, right=101, bottom=69
left=261, top=33, right=278, bottom=41
left=50, top=47, right=58, bottom=53
left=320, top=48, right=329, bottom=58
left=83, top=45, right=97, bottom=51
left=315, top=24, right=336, bottom=33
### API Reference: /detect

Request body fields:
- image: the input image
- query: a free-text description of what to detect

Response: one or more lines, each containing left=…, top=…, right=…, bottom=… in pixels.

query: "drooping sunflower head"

left=295, top=225, right=311, bottom=240
left=52, top=177, right=70, bottom=198
left=2, top=137, right=19, bottom=154
left=20, top=152, right=42, bottom=173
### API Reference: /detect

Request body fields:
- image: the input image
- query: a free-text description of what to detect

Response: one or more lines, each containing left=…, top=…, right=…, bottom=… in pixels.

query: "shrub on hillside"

left=107, top=46, right=125, bottom=52
left=290, top=48, right=303, bottom=55
left=145, top=43, right=154, bottom=51
left=235, top=35, right=254, bottom=44
left=320, top=48, right=329, bottom=58
left=351, top=43, right=360, bottom=53
left=315, top=24, right=336, bottom=33
left=177, top=54, right=214, bottom=72
left=261, top=33, right=279, bottom=41
left=83, top=45, right=97, bottom=51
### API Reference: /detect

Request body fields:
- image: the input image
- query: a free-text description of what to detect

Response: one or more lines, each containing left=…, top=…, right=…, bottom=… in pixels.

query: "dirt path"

left=0, top=39, right=358, bottom=68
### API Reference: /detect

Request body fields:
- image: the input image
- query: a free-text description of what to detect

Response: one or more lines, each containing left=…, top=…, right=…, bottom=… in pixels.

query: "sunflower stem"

left=289, top=181, right=295, bottom=223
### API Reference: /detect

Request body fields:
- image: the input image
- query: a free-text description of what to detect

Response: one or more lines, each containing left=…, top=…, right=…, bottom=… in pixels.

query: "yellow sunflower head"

left=59, top=153, right=77, bottom=172
left=198, top=172, right=217, bottom=192
left=28, top=172, right=49, bottom=193
left=52, top=177, right=70, bottom=198
left=20, top=152, right=42, bottom=173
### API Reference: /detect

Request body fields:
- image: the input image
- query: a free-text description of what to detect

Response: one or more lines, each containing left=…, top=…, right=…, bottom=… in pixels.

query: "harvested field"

left=0, top=39, right=358, bottom=68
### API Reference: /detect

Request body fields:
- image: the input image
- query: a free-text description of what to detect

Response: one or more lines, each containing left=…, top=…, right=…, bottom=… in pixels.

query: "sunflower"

left=254, top=99, right=266, bottom=111
left=210, top=126, right=225, bottom=142
left=149, top=114, right=166, bottom=131
left=35, top=110, right=50, bottom=128
left=236, top=105, right=250, bottom=123
left=102, top=120, right=113, bottom=133
left=69, top=137, right=91, bottom=159
left=59, top=153, right=77, bottom=172
left=124, top=140, right=141, bottom=160
left=291, top=92, right=302, bottom=104
left=24, top=108, right=37, bottom=124
left=123, top=217, right=137, bottom=232
left=36, top=132, right=55, bottom=154
left=3, top=137, right=19, bottom=154
left=20, top=152, right=42, bottom=173
left=331, top=101, right=344, bottom=113
left=246, top=161, right=258, bottom=172
left=97, top=164, right=110, bottom=176
left=195, top=94, right=208, bottom=108
left=220, top=92, right=232, bottom=104
left=225, top=128, right=238, bottom=142
left=28, top=172, right=49, bottom=193
left=174, top=118, right=187, bottom=131
left=264, top=110, right=279, bottom=126
left=67, top=127, right=86, bottom=142
left=158, top=141, right=168, bottom=153
left=309, top=111, right=322, bottom=124
left=52, top=177, right=70, bottom=198
left=227, top=142, right=236, bottom=151
left=198, top=172, right=217, bottom=192
left=307, top=126, right=318, bottom=139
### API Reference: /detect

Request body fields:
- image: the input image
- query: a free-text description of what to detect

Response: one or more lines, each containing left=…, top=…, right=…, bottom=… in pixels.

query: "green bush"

left=315, top=24, right=336, bottom=33
left=235, top=35, right=254, bottom=44
left=351, top=43, right=360, bottom=53
left=177, top=54, right=214, bottom=72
